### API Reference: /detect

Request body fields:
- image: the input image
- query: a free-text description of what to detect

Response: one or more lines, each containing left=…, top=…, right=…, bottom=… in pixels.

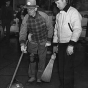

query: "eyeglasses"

left=27, top=7, right=36, bottom=10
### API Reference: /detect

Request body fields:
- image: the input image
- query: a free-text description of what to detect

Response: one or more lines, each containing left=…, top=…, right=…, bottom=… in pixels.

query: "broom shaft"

left=8, top=52, right=24, bottom=88
left=8, top=40, right=28, bottom=88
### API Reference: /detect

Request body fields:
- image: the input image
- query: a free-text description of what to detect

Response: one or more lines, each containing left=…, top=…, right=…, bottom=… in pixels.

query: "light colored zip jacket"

left=53, top=6, right=82, bottom=43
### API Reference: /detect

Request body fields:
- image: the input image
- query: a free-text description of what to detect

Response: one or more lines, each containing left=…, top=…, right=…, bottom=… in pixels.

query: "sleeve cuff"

left=53, top=43, right=58, bottom=46
left=69, top=40, right=76, bottom=46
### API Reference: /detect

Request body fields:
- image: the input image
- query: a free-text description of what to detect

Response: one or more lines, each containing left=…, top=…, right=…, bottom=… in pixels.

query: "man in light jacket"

left=53, top=0, right=82, bottom=88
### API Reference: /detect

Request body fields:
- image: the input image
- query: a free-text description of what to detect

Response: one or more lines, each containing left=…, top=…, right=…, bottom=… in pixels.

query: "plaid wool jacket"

left=19, top=11, right=53, bottom=45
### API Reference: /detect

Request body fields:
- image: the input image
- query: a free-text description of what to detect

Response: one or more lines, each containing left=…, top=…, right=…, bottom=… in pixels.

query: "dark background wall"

left=75, top=0, right=88, bottom=11
left=0, top=0, right=88, bottom=11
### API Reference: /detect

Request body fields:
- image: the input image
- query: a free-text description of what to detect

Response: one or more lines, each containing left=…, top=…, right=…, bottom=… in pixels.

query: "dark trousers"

left=28, top=42, right=47, bottom=79
left=2, top=20, right=11, bottom=42
left=58, top=43, right=74, bottom=88
left=86, top=20, right=88, bottom=37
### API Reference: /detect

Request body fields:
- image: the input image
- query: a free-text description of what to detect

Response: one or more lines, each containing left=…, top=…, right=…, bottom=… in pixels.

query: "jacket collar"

left=63, top=4, right=70, bottom=12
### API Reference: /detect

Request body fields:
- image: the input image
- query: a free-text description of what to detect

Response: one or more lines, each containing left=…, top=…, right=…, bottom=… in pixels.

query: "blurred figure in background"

left=16, top=5, right=28, bottom=31
left=16, top=5, right=23, bottom=31
left=1, top=0, right=13, bottom=43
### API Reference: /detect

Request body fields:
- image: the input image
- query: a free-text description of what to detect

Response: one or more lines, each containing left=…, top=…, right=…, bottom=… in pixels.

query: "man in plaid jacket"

left=19, top=0, right=53, bottom=83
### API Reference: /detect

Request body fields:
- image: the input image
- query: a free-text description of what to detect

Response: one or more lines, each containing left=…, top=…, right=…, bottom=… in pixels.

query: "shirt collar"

left=29, top=11, right=38, bottom=18
left=62, top=4, right=70, bottom=12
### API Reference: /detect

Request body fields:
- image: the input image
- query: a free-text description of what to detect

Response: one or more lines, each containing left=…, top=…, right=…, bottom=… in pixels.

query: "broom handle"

left=8, top=52, right=24, bottom=88
left=8, top=40, right=28, bottom=88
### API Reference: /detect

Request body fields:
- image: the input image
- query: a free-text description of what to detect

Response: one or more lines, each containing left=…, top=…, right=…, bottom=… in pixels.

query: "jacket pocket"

left=68, top=23, right=73, bottom=32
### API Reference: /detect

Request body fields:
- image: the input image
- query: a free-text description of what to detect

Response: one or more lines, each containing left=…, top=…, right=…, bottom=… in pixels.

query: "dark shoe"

left=37, top=79, right=42, bottom=83
left=27, top=77, right=36, bottom=82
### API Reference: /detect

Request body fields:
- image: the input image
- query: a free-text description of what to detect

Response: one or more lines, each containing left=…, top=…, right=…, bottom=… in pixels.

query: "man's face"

left=55, top=0, right=67, bottom=10
left=27, top=8, right=36, bottom=17
left=6, top=1, right=10, bottom=6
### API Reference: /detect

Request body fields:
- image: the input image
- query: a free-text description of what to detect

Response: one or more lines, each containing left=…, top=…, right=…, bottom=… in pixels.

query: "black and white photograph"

left=0, top=0, right=88, bottom=88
